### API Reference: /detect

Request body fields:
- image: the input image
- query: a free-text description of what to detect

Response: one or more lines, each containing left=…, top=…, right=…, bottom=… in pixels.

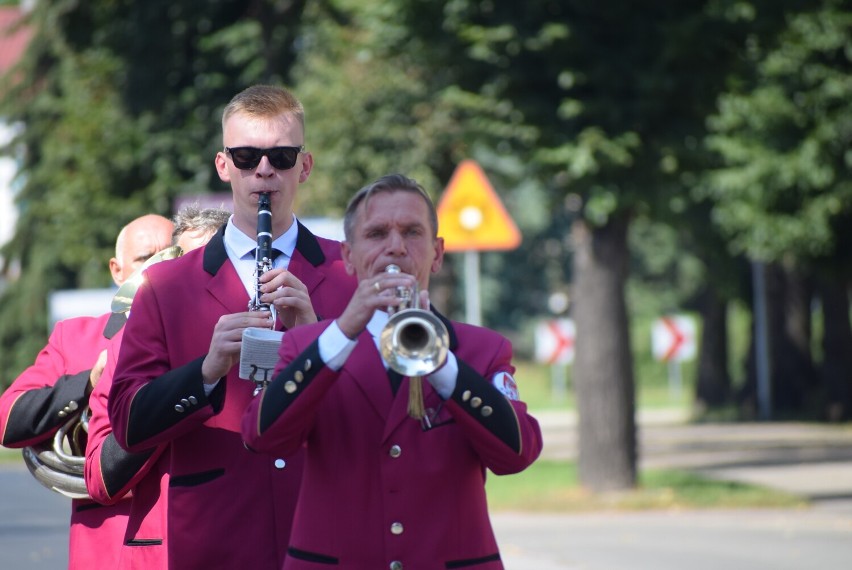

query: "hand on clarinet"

left=257, top=268, right=316, bottom=329
left=202, top=311, right=275, bottom=384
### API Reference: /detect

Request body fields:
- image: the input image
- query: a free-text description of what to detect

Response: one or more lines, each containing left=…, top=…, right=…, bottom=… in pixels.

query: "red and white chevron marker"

left=535, top=319, right=576, bottom=365
left=651, top=315, right=697, bottom=362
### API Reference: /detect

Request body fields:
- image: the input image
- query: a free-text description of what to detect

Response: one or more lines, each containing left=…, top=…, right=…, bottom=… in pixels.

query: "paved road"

left=538, top=410, right=852, bottom=505
left=0, top=462, right=69, bottom=569
left=493, top=509, right=852, bottom=570
left=3, top=415, right=852, bottom=569
left=499, top=411, right=852, bottom=568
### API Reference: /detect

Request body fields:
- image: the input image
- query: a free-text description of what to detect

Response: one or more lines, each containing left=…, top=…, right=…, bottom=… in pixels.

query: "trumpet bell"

left=380, top=309, right=449, bottom=377
left=111, top=245, right=184, bottom=313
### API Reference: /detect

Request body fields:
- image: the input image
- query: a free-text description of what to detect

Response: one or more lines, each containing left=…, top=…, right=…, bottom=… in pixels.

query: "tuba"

left=21, top=406, right=90, bottom=499
left=22, top=245, right=183, bottom=499
left=379, top=264, right=449, bottom=419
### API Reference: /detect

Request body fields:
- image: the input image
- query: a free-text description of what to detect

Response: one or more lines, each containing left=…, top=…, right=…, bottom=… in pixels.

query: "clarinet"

left=249, top=193, right=275, bottom=322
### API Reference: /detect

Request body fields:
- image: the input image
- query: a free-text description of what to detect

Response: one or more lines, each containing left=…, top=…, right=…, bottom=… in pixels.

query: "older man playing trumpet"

left=243, top=173, right=542, bottom=570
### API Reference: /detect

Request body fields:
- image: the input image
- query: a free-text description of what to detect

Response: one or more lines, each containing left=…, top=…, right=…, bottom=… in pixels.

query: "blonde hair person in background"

left=106, top=84, right=357, bottom=570
left=84, top=204, right=231, bottom=570
left=0, top=214, right=174, bottom=570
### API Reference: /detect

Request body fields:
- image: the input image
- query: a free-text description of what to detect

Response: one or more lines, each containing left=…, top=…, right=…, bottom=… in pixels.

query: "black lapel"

left=294, top=220, right=327, bottom=267
left=203, top=224, right=229, bottom=275
left=430, top=306, right=459, bottom=351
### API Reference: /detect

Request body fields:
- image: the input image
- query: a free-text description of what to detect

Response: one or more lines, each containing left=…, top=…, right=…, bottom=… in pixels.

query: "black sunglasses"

left=225, top=146, right=304, bottom=170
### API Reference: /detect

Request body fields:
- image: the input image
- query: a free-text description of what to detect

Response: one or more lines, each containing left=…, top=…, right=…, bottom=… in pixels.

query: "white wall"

left=0, top=122, right=20, bottom=252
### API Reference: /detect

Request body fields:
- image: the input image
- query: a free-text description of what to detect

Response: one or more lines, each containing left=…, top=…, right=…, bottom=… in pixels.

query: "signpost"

left=535, top=318, right=575, bottom=401
left=651, top=315, right=697, bottom=400
left=436, top=160, right=521, bottom=326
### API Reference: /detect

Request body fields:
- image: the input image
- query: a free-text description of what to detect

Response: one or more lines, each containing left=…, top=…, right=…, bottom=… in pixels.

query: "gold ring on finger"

left=374, top=281, right=381, bottom=293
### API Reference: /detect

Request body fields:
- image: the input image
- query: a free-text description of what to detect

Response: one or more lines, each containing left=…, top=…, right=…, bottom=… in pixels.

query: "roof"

left=0, top=7, right=32, bottom=75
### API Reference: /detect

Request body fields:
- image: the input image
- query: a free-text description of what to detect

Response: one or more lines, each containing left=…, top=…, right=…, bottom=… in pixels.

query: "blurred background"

left=0, top=0, right=850, bottom=493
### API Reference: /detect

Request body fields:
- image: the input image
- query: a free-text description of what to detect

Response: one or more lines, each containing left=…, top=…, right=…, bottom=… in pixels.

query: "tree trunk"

left=571, top=215, right=636, bottom=492
left=769, top=261, right=816, bottom=414
left=695, top=287, right=730, bottom=412
left=819, top=278, right=852, bottom=421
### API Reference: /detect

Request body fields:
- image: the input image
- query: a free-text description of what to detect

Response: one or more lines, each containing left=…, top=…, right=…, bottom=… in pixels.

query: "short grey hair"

left=343, top=174, right=438, bottom=242
left=172, top=204, right=231, bottom=244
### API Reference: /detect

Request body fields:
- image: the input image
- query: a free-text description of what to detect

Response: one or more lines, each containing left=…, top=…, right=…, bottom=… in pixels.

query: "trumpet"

left=379, top=265, right=449, bottom=419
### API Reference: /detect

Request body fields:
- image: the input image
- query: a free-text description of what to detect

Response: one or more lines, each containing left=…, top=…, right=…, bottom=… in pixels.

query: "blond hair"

left=221, top=85, right=305, bottom=133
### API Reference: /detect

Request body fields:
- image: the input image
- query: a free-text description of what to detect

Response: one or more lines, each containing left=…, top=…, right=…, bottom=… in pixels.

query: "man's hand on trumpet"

left=335, top=268, right=418, bottom=340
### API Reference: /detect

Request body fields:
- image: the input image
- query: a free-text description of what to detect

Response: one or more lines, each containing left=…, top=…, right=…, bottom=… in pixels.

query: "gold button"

left=389, top=445, right=402, bottom=458
left=68, top=401, right=79, bottom=411
left=294, top=370, right=304, bottom=382
left=389, top=562, right=403, bottom=570
left=470, top=397, right=482, bottom=408
left=390, top=522, right=404, bottom=535
left=481, top=406, right=493, bottom=417
left=462, top=390, right=472, bottom=402
left=58, top=410, right=67, bottom=418
left=284, top=381, right=297, bottom=394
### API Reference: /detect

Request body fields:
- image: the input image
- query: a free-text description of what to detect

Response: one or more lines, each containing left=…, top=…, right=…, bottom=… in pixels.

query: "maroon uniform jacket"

left=242, top=314, right=543, bottom=569
left=0, top=312, right=131, bottom=569
left=108, top=223, right=356, bottom=570
left=85, top=325, right=170, bottom=569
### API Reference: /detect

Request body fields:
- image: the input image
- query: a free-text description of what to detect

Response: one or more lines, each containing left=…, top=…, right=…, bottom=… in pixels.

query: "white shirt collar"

left=223, top=213, right=299, bottom=261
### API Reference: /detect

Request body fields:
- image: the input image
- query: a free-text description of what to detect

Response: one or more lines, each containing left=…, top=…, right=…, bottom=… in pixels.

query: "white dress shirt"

left=223, top=213, right=299, bottom=299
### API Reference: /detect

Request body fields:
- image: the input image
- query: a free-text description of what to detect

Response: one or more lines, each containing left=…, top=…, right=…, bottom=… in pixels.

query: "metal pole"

left=752, top=260, right=771, bottom=421
left=668, top=360, right=682, bottom=402
left=464, top=250, right=481, bottom=326
left=551, top=363, right=568, bottom=402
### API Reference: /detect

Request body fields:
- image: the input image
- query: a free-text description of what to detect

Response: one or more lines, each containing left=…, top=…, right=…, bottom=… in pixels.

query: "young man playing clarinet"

left=107, top=85, right=357, bottom=569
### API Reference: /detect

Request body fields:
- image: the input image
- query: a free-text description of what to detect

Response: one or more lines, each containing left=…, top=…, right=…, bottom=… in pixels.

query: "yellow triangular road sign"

left=436, top=160, right=521, bottom=252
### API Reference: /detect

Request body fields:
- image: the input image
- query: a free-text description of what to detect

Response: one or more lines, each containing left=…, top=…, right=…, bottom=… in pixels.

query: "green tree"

left=298, top=0, right=730, bottom=491
left=392, top=0, right=765, bottom=492
left=0, top=0, right=309, bottom=387
left=704, top=0, right=852, bottom=418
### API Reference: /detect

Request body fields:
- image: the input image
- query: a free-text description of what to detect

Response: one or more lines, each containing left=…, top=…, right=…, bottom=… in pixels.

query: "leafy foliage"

left=704, top=0, right=852, bottom=263
left=0, top=0, right=309, bottom=385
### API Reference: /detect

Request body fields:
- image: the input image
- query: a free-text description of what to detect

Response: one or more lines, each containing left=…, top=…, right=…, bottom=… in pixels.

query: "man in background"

left=85, top=205, right=230, bottom=570
left=0, top=214, right=174, bottom=570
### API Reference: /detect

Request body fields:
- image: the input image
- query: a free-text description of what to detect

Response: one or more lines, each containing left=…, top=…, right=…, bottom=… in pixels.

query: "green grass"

left=513, top=303, right=761, bottom=415
left=513, top=359, right=693, bottom=413
left=486, top=459, right=806, bottom=512
left=0, top=446, right=23, bottom=465
left=4, top=446, right=805, bottom=513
